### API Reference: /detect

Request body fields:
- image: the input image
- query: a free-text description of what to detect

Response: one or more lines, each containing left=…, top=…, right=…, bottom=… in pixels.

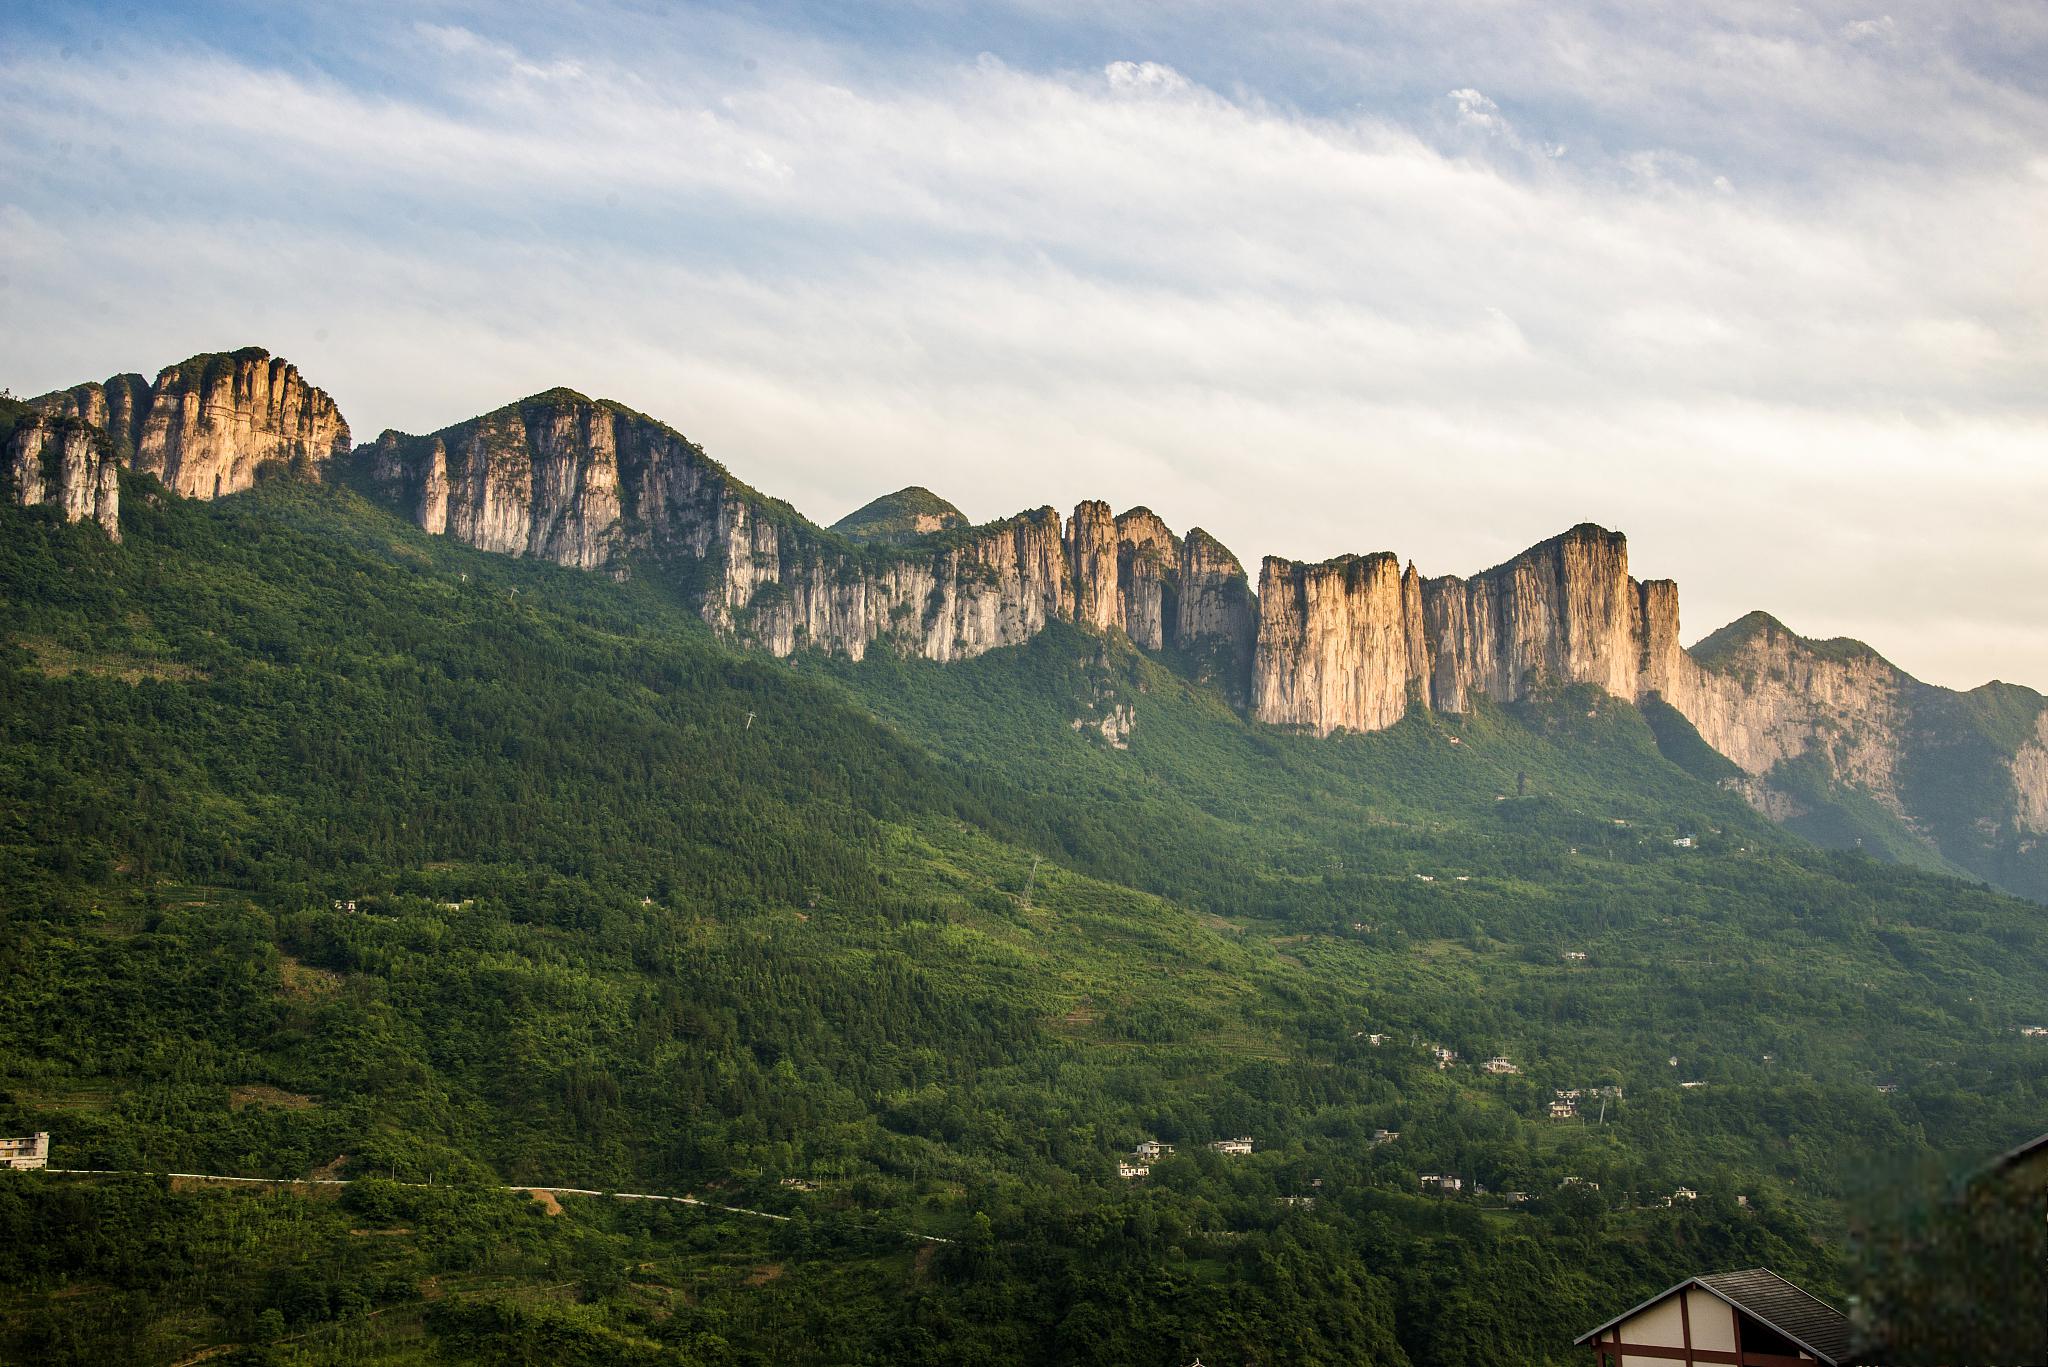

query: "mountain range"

left=11, top=345, right=2040, bottom=903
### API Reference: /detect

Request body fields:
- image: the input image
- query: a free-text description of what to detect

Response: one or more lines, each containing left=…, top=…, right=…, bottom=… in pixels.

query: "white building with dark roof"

left=1575, top=1267, right=1857, bottom=1364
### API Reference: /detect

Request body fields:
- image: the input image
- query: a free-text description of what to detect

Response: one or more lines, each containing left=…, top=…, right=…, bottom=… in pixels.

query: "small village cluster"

left=1118, top=1136, right=1255, bottom=1178
left=1549, top=1084, right=1623, bottom=1120
left=1420, top=1170, right=1701, bottom=1210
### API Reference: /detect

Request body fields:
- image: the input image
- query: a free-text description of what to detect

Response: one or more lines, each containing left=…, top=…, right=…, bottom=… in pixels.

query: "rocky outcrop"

left=34, top=348, right=349, bottom=499
left=1175, top=528, right=1257, bottom=697
left=34, top=373, right=151, bottom=455
left=5, top=414, right=120, bottom=540
left=367, top=392, right=653, bottom=569
left=1655, top=613, right=2048, bottom=898
left=711, top=501, right=1074, bottom=662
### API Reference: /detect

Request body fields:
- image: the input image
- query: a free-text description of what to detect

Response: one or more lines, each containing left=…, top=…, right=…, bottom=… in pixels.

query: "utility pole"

left=1020, top=856, right=1041, bottom=910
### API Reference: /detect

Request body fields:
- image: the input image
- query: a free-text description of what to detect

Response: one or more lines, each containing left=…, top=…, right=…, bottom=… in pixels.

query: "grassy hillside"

left=1, top=479, right=2044, bottom=1365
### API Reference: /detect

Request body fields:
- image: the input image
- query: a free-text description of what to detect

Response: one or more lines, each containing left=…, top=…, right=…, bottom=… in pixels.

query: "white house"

left=1134, top=1140, right=1174, bottom=1159
left=1209, top=1137, right=1254, bottom=1156
left=1482, top=1056, right=1519, bottom=1075
left=1118, top=1161, right=1150, bottom=1179
left=0, top=1133, right=48, bottom=1170
left=1419, top=1174, right=1462, bottom=1192
left=1575, top=1267, right=1855, bottom=1365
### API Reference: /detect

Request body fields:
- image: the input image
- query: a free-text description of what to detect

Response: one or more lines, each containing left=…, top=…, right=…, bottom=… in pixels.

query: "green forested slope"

left=0, top=477, right=2043, bottom=1366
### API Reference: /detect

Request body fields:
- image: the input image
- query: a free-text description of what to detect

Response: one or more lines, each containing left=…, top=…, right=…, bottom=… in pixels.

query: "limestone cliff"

left=363, top=390, right=1090, bottom=662
left=1068, top=501, right=1123, bottom=635
left=2016, top=712, right=2048, bottom=836
left=1419, top=525, right=1653, bottom=713
left=34, top=347, right=348, bottom=499
left=5, top=414, right=120, bottom=540
left=1176, top=528, right=1257, bottom=698
left=1254, top=525, right=1673, bottom=736
left=1254, top=553, right=1425, bottom=734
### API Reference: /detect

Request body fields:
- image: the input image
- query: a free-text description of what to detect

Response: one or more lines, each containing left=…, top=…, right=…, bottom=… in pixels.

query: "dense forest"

left=0, top=475, right=2042, bottom=1364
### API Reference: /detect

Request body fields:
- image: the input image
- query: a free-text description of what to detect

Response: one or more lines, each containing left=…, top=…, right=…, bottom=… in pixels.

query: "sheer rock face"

left=2016, top=713, right=2048, bottom=835
left=1115, top=508, right=1181, bottom=651
left=1254, top=553, right=1426, bottom=734
left=1417, top=525, right=1653, bottom=715
left=20, top=346, right=2028, bottom=893
left=1176, top=529, right=1257, bottom=692
left=1068, top=501, right=1122, bottom=634
left=715, top=502, right=1074, bottom=663
left=5, top=415, right=120, bottom=540
left=1255, top=526, right=1674, bottom=736
left=34, top=349, right=348, bottom=499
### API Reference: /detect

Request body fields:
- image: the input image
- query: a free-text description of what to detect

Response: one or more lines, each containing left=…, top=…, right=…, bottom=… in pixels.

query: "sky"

left=2, top=1, right=2044, bottom=690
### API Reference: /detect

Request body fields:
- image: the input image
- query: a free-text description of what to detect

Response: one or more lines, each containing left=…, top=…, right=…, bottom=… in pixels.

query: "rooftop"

left=1575, top=1267, right=1853, bottom=1365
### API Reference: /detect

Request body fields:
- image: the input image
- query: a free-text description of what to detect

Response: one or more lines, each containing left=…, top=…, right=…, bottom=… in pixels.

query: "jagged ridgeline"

left=6, top=348, right=2046, bottom=901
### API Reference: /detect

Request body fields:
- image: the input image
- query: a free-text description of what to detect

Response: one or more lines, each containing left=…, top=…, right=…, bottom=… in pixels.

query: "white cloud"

left=1448, top=87, right=1509, bottom=134
left=1105, top=60, right=1191, bottom=96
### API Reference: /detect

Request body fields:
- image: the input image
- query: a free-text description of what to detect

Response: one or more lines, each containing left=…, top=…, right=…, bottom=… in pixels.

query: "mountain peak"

left=1691, top=610, right=1889, bottom=671
left=830, top=486, right=969, bottom=544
